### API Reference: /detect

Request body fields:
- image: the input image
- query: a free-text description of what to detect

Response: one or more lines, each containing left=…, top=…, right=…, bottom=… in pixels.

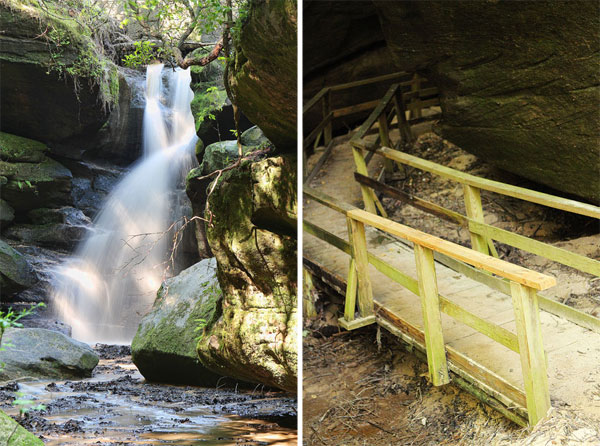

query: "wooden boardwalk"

left=303, top=135, right=600, bottom=426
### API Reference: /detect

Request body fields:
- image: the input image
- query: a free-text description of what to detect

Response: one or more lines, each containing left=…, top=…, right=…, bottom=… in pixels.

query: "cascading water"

left=53, top=64, right=197, bottom=343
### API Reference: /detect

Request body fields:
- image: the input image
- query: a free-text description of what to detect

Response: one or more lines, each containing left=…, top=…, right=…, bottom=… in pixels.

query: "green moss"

left=1, top=1, right=119, bottom=109
left=0, top=132, right=47, bottom=163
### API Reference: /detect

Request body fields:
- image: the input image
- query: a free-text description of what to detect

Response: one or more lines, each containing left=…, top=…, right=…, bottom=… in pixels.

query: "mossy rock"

left=0, top=132, right=47, bottom=163
left=0, top=199, right=14, bottom=224
left=131, top=258, right=227, bottom=386
left=196, top=155, right=297, bottom=392
left=0, top=239, right=37, bottom=296
left=241, top=126, right=271, bottom=148
left=0, top=157, right=72, bottom=211
left=194, top=138, right=205, bottom=164
left=199, top=140, right=254, bottom=175
left=0, top=328, right=98, bottom=381
left=0, top=410, right=43, bottom=446
left=0, top=4, right=113, bottom=146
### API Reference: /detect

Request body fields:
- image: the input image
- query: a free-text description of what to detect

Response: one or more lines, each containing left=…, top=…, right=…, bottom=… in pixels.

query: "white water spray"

left=53, top=65, right=197, bottom=343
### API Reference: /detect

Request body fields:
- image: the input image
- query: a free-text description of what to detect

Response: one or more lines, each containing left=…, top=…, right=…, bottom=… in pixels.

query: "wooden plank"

left=414, top=244, right=450, bottom=386
left=322, top=92, right=332, bottom=145
left=304, top=112, right=334, bottom=150
left=349, top=218, right=374, bottom=317
left=339, top=315, right=376, bottom=330
left=434, top=251, right=600, bottom=333
left=329, top=72, right=409, bottom=92
left=510, top=282, right=551, bottom=426
left=304, top=187, right=353, bottom=214
left=302, top=257, right=347, bottom=297
left=354, top=173, right=467, bottom=225
left=463, top=184, right=492, bottom=256
left=469, top=220, right=600, bottom=276
left=372, top=147, right=600, bottom=219
left=303, top=87, right=329, bottom=114
left=376, top=304, right=528, bottom=409
left=409, top=73, right=422, bottom=119
left=332, top=99, right=380, bottom=118
left=350, top=84, right=399, bottom=141
left=305, top=140, right=335, bottom=184
left=377, top=114, right=395, bottom=178
left=439, top=298, right=519, bottom=353
left=352, top=146, right=377, bottom=214
left=345, top=258, right=358, bottom=322
left=348, top=208, right=556, bottom=290
left=392, top=91, right=414, bottom=144
left=303, top=268, right=318, bottom=318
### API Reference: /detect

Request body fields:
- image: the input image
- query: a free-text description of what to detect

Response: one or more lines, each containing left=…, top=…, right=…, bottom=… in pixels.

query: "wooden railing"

left=303, top=72, right=440, bottom=183
left=348, top=84, right=600, bottom=333
left=304, top=187, right=556, bottom=426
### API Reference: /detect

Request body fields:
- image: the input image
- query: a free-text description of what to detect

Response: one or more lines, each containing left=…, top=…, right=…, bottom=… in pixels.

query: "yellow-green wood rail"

left=304, top=187, right=555, bottom=425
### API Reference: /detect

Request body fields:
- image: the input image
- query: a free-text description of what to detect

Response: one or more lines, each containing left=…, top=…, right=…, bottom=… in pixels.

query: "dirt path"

left=1, top=345, right=297, bottom=445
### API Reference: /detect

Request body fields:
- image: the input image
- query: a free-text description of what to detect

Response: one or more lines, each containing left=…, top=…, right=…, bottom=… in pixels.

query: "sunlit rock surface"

left=131, top=258, right=226, bottom=386
left=0, top=410, right=43, bottom=446
left=0, top=328, right=98, bottom=381
left=195, top=155, right=297, bottom=392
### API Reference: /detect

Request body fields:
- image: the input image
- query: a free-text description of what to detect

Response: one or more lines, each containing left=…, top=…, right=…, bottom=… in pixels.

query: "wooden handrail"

left=303, top=87, right=329, bottom=114
left=347, top=209, right=556, bottom=291
left=362, top=146, right=600, bottom=219
left=328, top=71, right=409, bottom=92
left=305, top=187, right=556, bottom=290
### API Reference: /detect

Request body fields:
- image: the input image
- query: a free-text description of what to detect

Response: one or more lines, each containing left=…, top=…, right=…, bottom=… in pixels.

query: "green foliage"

left=122, top=41, right=161, bottom=68
left=12, top=392, right=46, bottom=420
left=191, top=84, right=227, bottom=131
left=0, top=303, right=46, bottom=348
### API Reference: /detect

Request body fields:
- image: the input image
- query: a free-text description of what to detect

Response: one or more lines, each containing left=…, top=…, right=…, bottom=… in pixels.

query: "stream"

left=1, top=345, right=297, bottom=445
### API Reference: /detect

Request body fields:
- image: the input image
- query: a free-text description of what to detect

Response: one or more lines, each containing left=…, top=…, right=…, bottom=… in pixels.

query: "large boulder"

left=195, top=155, right=297, bottom=392
left=372, top=0, right=600, bottom=202
left=0, top=133, right=73, bottom=212
left=0, top=328, right=98, bottom=381
left=0, top=4, right=113, bottom=149
left=226, top=0, right=297, bottom=152
left=0, top=240, right=37, bottom=296
left=0, top=410, right=43, bottom=446
left=131, top=258, right=225, bottom=386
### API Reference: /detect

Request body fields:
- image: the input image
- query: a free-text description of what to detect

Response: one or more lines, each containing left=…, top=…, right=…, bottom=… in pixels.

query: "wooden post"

left=349, top=218, right=374, bottom=317
left=409, top=73, right=422, bottom=120
left=393, top=91, right=414, bottom=146
left=377, top=114, right=395, bottom=178
left=352, top=145, right=377, bottom=214
left=303, top=268, right=318, bottom=318
left=414, top=244, right=450, bottom=386
left=510, top=282, right=551, bottom=426
left=463, top=184, right=496, bottom=256
left=322, top=91, right=332, bottom=146
left=344, top=217, right=358, bottom=321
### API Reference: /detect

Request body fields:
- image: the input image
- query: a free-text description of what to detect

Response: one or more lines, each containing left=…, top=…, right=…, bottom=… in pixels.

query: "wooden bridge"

left=303, top=73, right=600, bottom=427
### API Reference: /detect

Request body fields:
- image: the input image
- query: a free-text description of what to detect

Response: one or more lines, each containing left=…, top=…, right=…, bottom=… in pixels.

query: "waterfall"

left=52, top=64, right=198, bottom=344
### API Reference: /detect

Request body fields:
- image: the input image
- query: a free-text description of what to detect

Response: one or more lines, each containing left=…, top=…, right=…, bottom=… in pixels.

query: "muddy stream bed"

left=0, top=345, right=297, bottom=445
